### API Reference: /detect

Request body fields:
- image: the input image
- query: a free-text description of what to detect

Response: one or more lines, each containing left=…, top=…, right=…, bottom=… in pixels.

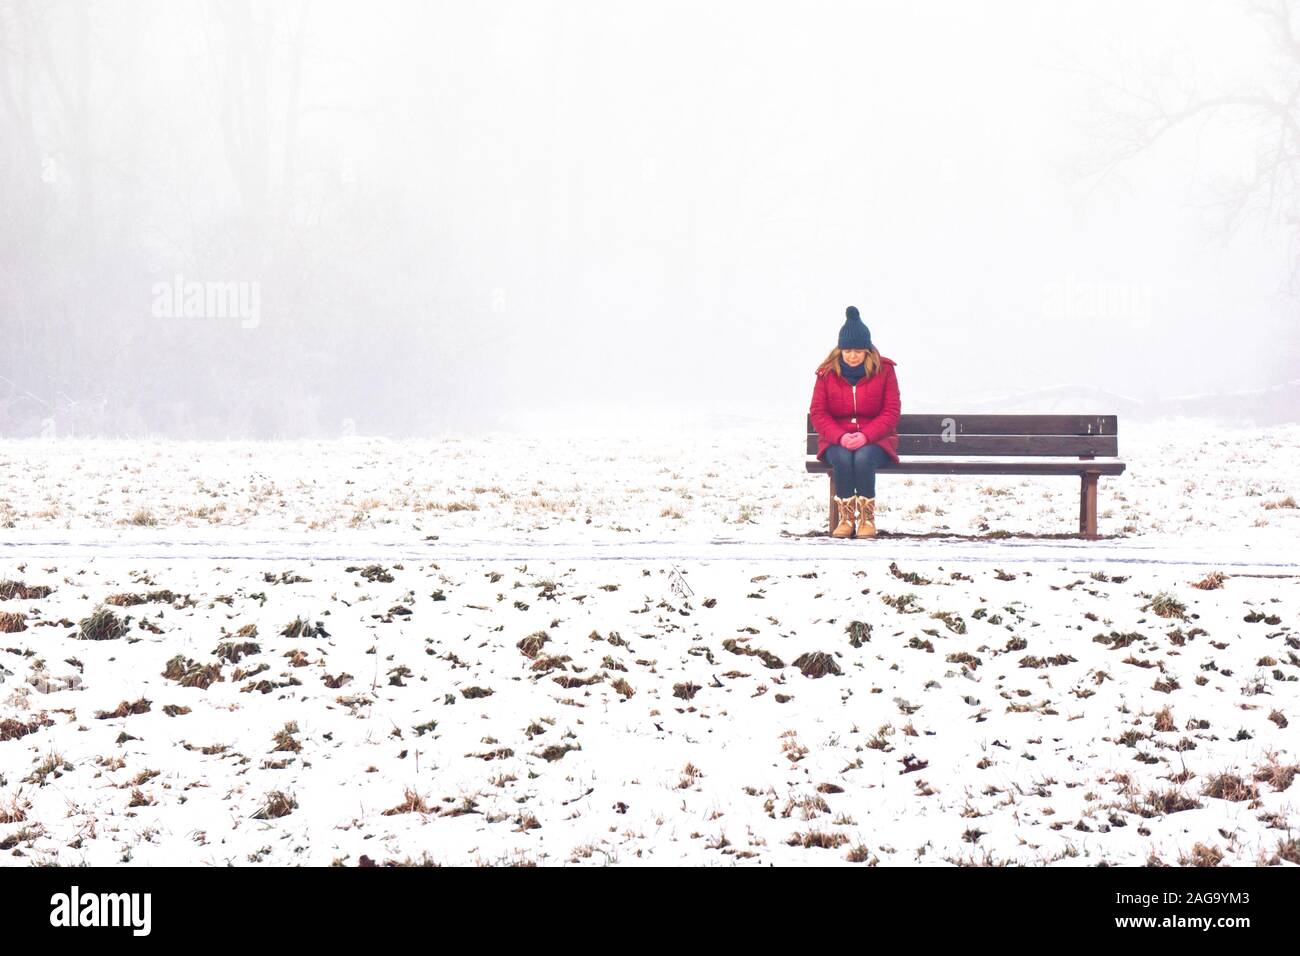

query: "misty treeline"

left=3, top=1, right=1300, bottom=439
left=1, top=0, right=491, bottom=438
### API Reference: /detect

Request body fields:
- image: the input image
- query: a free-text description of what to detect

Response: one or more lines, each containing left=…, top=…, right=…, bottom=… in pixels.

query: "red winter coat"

left=809, top=356, right=901, bottom=465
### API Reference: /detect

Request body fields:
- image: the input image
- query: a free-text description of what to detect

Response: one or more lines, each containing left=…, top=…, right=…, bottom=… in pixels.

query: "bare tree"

left=1072, top=0, right=1300, bottom=287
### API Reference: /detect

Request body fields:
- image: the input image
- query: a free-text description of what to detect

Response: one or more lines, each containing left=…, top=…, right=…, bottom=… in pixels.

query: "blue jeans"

left=824, top=443, right=894, bottom=498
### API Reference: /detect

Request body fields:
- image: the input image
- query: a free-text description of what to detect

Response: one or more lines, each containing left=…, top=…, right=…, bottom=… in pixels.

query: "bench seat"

left=806, top=413, right=1127, bottom=538
left=806, top=459, right=1127, bottom=477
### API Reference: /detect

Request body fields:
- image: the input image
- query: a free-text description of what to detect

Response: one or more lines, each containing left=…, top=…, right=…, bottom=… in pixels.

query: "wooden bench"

left=806, top=414, right=1127, bottom=538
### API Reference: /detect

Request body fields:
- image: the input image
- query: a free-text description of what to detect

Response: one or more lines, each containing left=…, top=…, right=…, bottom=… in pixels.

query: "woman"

left=809, top=306, right=902, bottom=538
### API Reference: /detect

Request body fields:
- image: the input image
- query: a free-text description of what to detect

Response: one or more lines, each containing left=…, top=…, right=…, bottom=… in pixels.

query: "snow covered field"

left=2, top=417, right=1298, bottom=546
left=0, top=417, right=1297, bottom=866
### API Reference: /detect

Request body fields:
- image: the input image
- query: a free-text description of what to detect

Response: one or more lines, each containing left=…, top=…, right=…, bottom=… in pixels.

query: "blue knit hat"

left=838, top=306, right=873, bottom=350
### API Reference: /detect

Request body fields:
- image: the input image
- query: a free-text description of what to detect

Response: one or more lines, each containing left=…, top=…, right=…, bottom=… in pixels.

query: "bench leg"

left=1078, top=472, right=1099, bottom=538
left=828, top=474, right=836, bottom=534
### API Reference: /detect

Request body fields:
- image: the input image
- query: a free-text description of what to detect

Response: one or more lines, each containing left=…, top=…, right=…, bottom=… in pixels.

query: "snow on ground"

left=1, top=416, right=1297, bottom=545
left=0, top=417, right=1297, bottom=866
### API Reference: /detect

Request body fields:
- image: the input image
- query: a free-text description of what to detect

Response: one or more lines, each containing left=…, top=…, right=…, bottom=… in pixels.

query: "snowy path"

left=3, top=530, right=1296, bottom=573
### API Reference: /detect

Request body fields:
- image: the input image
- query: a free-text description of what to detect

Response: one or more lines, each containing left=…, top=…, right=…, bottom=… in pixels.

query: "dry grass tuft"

left=1141, top=789, right=1201, bottom=816
left=162, top=655, right=223, bottom=689
left=1178, top=842, right=1224, bottom=867
left=1146, top=591, right=1187, bottom=619
left=517, top=631, right=550, bottom=659
left=94, top=697, right=152, bottom=719
left=1190, top=571, right=1226, bottom=591
left=1252, top=755, right=1299, bottom=792
left=106, top=589, right=184, bottom=607
left=78, top=606, right=128, bottom=641
left=251, top=790, right=297, bottom=819
left=792, top=651, right=842, bottom=678
left=272, top=721, right=302, bottom=753
left=1201, top=773, right=1260, bottom=803
left=382, top=788, right=430, bottom=816
left=1271, top=837, right=1300, bottom=866
left=0, top=580, right=54, bottom=600
left=1153, top=705, right=1176, bottom=733
left=786, top=829, right=850, bottom=849
left=0, top=714, right=54, bottom=742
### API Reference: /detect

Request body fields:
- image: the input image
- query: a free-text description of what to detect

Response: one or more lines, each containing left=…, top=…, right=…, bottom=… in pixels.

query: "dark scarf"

left=839, top=357, right=867, bottom=384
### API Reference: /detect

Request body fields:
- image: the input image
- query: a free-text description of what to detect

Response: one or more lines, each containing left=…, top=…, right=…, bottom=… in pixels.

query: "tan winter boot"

left=852, top=496, right=876, bottom=538
left=831, top=496, right=856, bottom=538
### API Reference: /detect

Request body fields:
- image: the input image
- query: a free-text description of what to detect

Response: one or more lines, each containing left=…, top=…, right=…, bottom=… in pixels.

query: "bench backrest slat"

left=894, top=414, right=1116, bottom=436
left=805, top=414, right=1120, bottom=458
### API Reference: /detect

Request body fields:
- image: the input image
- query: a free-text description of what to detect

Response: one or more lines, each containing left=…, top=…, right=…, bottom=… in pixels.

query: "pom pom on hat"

left=837, top=305, right=873, bottom=350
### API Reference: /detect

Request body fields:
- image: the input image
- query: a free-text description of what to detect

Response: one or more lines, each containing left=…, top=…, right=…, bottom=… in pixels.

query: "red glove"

left=840, top=431, right=866, bottom=450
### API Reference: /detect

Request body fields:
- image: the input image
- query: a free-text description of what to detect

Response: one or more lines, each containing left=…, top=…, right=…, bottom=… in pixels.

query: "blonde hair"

left=815, top=346, right=882, bottom=380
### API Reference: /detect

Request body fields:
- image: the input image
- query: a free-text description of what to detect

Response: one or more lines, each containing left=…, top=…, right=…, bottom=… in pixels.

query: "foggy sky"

left=2, top=0, right=1296, bottom=438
